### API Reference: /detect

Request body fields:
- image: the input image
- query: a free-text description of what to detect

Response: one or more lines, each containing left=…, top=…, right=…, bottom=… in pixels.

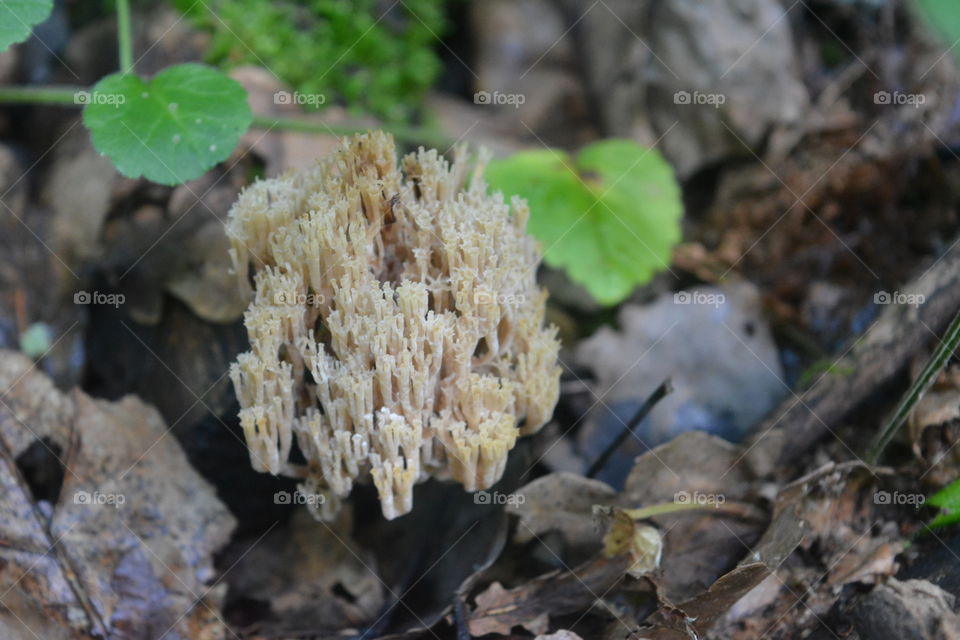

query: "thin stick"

left=586, top=378, right=673, bottom=478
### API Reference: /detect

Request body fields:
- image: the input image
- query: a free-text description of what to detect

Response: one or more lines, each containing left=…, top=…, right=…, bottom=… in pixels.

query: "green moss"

left=175, top=0, right=449, bottom=123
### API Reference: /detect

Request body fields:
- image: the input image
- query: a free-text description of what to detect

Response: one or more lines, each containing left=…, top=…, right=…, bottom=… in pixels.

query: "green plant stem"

left=622, top=500, right=765, bottom=521
left=868, top=309, right=960, bottom=462
left=0, top=88, right=450, bottom=147
left=0, top=86, right=79, bottom=104
left=116, top=0, right=134, bottom=74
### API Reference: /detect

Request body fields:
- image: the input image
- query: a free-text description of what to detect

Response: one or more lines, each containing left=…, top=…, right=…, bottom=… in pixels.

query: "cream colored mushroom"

left=227, top=131, right=560, bottom=520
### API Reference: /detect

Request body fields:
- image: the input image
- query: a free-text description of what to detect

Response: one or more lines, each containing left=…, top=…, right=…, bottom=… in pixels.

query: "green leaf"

left=914, top=0, right=960, bottom=55
left=927, top=478, right=960, bottom=530
left=82, top=64, right=252, bottom=185
left=0, top=0, right=53, bottom=52
left=485, top=140, right=683, bottom=306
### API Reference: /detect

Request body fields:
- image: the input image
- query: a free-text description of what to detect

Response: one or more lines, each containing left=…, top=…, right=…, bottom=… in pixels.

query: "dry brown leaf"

left=470, top=581, right=550, bottom=636
left=0, top=350, right=235, bottom=639
left=827, top=540, right=902, bottom=587
left=502, top=431, right=771, bottom=636
left=908, top=362, right=960, bottom=487
left=507, top=471, right=616, bottom=548
left=781, top=462, right=903, bottom=588
left=621, top=431, right=763, bottom=602
left=635, top=491, right=805, bottom=639
left=466, top=555, right=632, bottom=637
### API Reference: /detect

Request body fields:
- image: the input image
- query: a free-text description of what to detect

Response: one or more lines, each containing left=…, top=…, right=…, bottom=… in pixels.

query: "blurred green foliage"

left=0, top=0, right=53, bottom=53
left=914, top=0, right=960, bottom=56
left=174, top=0, right=449, bottom=123
left=927, top=478, right=960, bottom=530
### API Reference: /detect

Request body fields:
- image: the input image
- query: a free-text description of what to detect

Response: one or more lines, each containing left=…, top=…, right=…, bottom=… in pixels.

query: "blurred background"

left=2, top=1, right=960, bottom=637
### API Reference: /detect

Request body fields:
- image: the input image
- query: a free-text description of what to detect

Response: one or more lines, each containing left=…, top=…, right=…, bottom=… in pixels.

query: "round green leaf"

left=485, top=140, right=683, bottom=306
left=0, top=0, right=53, bottom=52
left=82, top=63, right=252, bottom=185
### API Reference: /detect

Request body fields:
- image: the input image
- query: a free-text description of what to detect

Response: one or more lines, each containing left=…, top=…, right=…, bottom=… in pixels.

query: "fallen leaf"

left=621, top=431, right=764, bottom=602
left=0, top=350, right=235, bottom=639
left=636, top=491, right=805, bottom=639
left=781, top=462, right=903, bottom=588
left=508, top=471, right=617, bottom=548
left=471, top=581, right=550, bottom=636
left=908, top=362, right=960, bottom=487
left=466, top=555, right=632, bottom=637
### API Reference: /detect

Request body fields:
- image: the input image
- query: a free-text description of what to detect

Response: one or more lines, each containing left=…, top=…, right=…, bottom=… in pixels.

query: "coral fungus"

left=226, top=132, right=560, bottom=519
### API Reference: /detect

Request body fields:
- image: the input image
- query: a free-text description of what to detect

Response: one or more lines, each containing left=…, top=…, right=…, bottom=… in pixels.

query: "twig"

left=586, top=379, right=673, bottom=478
